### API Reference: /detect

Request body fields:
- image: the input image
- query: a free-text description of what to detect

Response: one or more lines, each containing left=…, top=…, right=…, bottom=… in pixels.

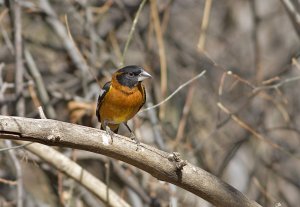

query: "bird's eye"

left=128, top=72, right=134, bottom=77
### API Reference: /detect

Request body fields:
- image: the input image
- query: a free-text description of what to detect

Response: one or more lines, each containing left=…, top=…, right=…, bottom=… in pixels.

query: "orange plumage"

left=96, top=65, right=151, bottom=139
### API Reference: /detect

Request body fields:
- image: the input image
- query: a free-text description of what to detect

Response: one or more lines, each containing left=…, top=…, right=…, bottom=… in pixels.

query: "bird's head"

left=114, top=65, right=152, bottom=88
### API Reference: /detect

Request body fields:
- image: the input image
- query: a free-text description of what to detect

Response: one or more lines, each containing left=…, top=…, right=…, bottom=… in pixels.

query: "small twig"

left=280, top=0, right=300, bottom=39
left=0, top=177, right=17, bottom=185
left=250, top=0, right=262, bottom=82
left=253, top=177, right=277, bottom=204
left=0, top=63, right=8, bottom=114
left=25, top=49, right=56, bottom=119
left=28, top=81, right=41, bottom=108
left=145, top=93, right=166, bottom=150
left=39, top=0, right=92, bottom=94
left=85, top=7, right=98, bottom=68
left=161, top=0, right=172, bottom=35
left=169, top=184, right=177, bottom=207
left=253, top=75, right=300, bottom=92
left=5, top=140, right=23, bottom=207
left=197, top=0, right=213, bottom=51
left=112, top=161, right=151, bottom=203
left=13, top=0, right=25, bottom=117
left=115, top=0, right=146, bottom=60
left=173, top=83, right=196, bottom=148
left=38, top=106, right=47, bottom=119
left=292, top=57, right=300, bottom=70
left=105, top=161, right=111, bottom=206
left=0, top=142, right=32, bottom=152
left=216, top=137, right=249, bottom=176
left=76, top=186, right=102, bottom=207
left=0, top=9, right=14, bottom=55
left=121, top=0, right=148, bottom=66
left=218, top=71, right=227, bottom=96
left=217, top=102, right=298, bottom=159
left=126, top=187, right=144, bottom=207
left=109, top=31, right=123, bottom=62
left=227, top=71, right=256, bottom=89
left=58, top=173, right=64, bottom=205
left=140, top=70, right=206, bottom=113
left=0, top=8, right=9, bottom=22
left=150, top=0, right=168, bottom=119
left=174, top=0, right=213, bottom=150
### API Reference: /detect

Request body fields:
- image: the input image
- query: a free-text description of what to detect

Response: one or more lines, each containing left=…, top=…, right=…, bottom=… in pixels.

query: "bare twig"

left=85, top=8, right=97, bottom=67
left=7, top=3, right=25, bottom=205
left=217, top=102, right=298, bottom=158
left=105, top=161, right=111, bottom=206
left=13, top=0, right=25, bottom=116
left=0, top=115, right=261, bottom=207
left=292, top=57, right=300, bottom=70
left=24, top=49, right=56, bottom=119
left=121, top=0, right=148, bottom=66
left=280, top=0, right=300, bottom=39
left=140, top=70, right=206, bottom=113
left=253, top=75, right=300, bottom=92
left=5, top=140, right=23, bottom=207
left=0, top=177, right=17, bottom=185
left=150, top=0, right=167, bottom=119
left=250, top=0, right=262, bottom=82
left=109, top=31, right=123, bottom=61
left=173, top=83, right=196, bottom=147
left=0, top=8, right=14, bottom=55
left=0, top=63, right=8, bottom=115
left=38, top=106, right=47, bottom=119
left=174, top=0, right=213, bottom=150
left=39, top=0, right=90, bottom=95
left=0, top=142, right=32, bottom=152
left=197, top=0, right=213, bottom=52
left=145, top=93, right=166, bottom=150
left=112, top=161, right=151, bottom=203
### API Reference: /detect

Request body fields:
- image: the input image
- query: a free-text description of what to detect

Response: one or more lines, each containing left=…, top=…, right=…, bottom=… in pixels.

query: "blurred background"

left=0, top=0, right=300, bottom=206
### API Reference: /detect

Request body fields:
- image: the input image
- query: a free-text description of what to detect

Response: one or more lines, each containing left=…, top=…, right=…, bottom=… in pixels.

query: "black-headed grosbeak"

left=96, top=65, right=152, bottom=142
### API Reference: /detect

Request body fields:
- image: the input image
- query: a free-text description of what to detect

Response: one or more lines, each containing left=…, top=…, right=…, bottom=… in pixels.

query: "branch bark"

left=0, top=115, right=261, bottom=207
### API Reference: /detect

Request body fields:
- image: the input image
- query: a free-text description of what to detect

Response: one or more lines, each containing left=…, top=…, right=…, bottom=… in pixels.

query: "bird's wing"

left=96, top=81, right=111, bottom=122
left=137, top=84, right=146, bottom=112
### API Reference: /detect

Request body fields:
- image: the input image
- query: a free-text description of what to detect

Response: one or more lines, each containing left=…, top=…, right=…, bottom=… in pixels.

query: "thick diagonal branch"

left=0, top=115, right=261, bottom=207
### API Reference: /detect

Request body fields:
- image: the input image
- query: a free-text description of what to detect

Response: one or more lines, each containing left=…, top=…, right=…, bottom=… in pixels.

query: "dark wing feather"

left=96, top=81, right=111, bottom=122
left=137, top=84, right=146, bottom=112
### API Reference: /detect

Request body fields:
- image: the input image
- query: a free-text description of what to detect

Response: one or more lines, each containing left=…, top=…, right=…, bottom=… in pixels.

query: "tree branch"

left=0, top=115, right=261, bottom=207
left=13, top=140, right=130, bottom=207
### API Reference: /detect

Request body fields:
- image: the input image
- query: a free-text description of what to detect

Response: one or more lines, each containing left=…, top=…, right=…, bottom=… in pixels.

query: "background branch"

left=5, top=140, right=23, bottom=207
left=12, top=140, right=130, bottom=207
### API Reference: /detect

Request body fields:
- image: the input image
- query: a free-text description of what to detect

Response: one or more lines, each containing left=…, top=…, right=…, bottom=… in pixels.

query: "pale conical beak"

left=138, top=70, right=152, bottom=81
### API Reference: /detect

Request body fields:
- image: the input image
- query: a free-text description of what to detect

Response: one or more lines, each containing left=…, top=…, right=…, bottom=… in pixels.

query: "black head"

left=115, top=65, right=152, bottom=88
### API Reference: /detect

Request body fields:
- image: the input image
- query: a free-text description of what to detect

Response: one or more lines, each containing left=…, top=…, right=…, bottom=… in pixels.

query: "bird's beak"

left=138, top=70, right=152, bottom=81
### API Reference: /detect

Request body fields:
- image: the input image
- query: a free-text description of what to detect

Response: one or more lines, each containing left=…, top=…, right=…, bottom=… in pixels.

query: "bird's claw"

left=105, top=126, right=114, bottom=144
left=130, top=132, right=140, bottom=150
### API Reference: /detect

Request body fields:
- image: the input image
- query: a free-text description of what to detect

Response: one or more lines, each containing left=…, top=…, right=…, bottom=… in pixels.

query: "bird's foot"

left=105, top=126, right=115, bottom=144
left=130, top=132, right=140, bottom=150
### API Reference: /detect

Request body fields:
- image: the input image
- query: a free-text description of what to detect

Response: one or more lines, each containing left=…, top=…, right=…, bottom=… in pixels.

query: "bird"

left=96, top=65, right=152, bottom=143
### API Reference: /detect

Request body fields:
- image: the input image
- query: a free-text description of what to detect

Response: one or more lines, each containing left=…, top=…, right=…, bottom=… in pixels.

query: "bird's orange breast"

left=99, top=84, right=145, bottom=124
